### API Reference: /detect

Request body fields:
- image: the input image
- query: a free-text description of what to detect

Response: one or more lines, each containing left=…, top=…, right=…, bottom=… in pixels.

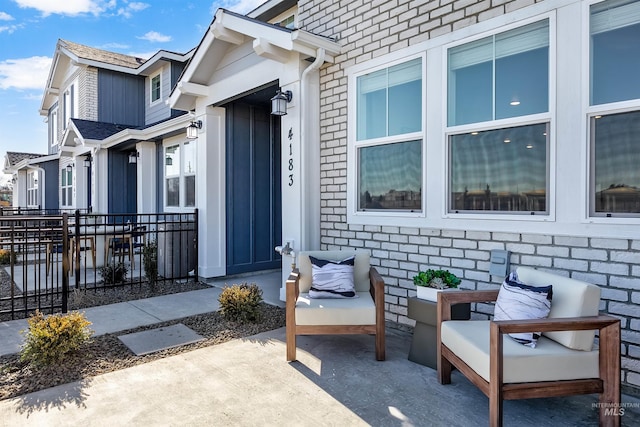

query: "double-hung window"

left=50, top=107, right=58, bottom=147
left=589, top=0, right=640, bottom=217
left=61, top=167, right=73, bottom=207
left=354, top=57, right=423, bottom=213
left=165, top=141, right=196, bottom=209
left=27, top=172, right=38, bottom=207
left=151, top=73, right=161, bottom=104
left=446, top=19, right=551, bottom=214
left=62, top=80, right=77, bottom=130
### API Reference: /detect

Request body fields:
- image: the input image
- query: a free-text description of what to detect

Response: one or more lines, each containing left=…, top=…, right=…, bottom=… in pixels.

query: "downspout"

left=299, top=48, right=325, bottom=255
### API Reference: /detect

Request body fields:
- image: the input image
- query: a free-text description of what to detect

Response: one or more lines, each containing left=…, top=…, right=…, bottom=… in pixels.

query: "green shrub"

left=218, top=283, right=263, bottom=323
left=142, top=240, right=158, bottom=286
left=20, top=310, right=93, bottom=367
left=0, top=249, right=17, bottom=265
left=99, top=262, right=128, bottom=284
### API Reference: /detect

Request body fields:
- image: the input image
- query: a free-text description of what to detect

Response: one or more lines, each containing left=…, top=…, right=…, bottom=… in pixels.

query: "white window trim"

left=27, top=171, right=38, bottom=208
left=50, top=108, right=58, bottom=147
left=60, top=166, right=73, bottom=208
left=150, top=72, right=162, bottom=105
left=582, top=0, right=640, bottom=223
left=163, top=140, right=196, bottom=212
left=62, top=79, right=78, bottom=130
left=442, top=13, right=557, bottom=222
left=347, top=53, right=427, bottom=225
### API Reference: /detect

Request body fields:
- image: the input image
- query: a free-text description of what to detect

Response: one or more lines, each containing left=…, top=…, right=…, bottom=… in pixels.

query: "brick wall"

left=298, top=0, right=640, bottom=394
left=79, top=67, right=98, bottom=121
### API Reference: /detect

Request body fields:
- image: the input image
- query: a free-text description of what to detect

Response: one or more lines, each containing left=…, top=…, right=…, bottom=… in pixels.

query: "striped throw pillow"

left=493, top=271, right=553, bottom=348
left=308, top=256, right=357, bottom=299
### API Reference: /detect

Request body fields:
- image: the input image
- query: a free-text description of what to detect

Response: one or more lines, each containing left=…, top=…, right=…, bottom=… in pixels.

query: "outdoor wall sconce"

left=186, top=120, right=202, bottom=140
left=66, top=164, right=73, bottom=173
left=128, top=151, right=139, bottom=164
left=83, top=156, right=92, bottom=168
left=271, top=90, right=292, bottom=116
left=165, top=156, right=173, bottom=166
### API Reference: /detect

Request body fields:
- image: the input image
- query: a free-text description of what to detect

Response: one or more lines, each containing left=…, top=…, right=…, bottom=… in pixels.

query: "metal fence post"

left=62, top=213, right=69, bottom=313
left=193, top=208, right=198, bottom=280
left=74, top=209, right=80, bottom=289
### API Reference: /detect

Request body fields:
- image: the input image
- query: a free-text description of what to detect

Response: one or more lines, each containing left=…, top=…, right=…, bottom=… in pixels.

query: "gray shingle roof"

left=59, top=39, right=146, bottom=69
left=71, top=119, right=140, bottom=140
left=5, top=152, right=46, bottom=166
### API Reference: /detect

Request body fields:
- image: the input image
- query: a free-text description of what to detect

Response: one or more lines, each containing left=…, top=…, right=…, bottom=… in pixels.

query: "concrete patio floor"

left=0, top=270, right=639, bottom=426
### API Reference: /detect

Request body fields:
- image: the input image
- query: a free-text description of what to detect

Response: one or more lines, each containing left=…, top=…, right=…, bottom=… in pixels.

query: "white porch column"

left=278, top=71, right=322, bottom=300
left=74, top=158, right=89, bottom=210
left=196, top=106, right=227, bottom=278
left=136, top=141, right=157, bottom=213
left=15, top=171, right=26, bottom=207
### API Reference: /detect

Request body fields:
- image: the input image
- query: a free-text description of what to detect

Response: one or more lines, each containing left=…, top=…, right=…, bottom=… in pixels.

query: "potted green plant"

left=413, top=269, right=461, bottom=302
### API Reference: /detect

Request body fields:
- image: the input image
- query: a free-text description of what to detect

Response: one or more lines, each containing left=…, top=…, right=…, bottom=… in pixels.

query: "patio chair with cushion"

left=437, top=266, right=621, bottom=427
left=285, top=250, right=386, bottom=362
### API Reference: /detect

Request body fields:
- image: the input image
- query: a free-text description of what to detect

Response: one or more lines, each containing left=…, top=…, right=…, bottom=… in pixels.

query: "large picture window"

left=355, top=57, right=423, bottom=212
left=165, top=141, right=196, bottom=209
left=448, top=19, right=549, bottom=126
left=589, top=0, right=640, bottom=217
left=449, top=123, right=549, bottom=213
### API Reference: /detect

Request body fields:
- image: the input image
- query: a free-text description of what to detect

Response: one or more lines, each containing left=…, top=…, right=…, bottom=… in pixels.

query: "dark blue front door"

left=225, top=100, right=282, bottom=275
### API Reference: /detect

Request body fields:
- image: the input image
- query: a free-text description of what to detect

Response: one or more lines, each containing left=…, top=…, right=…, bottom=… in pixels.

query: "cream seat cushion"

left=516, top=267, right=600, bottom=351
left=441, top=320, right=599, bottom=384
left=295, top=292, right=376, bottom=325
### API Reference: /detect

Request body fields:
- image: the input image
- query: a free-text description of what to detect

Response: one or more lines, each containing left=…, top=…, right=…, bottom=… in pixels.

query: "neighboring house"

left=169, top=0, right=640, bottom=393
left=2, top=151, right=58, bottom=211
left=39, top=39, right=193, bottom=216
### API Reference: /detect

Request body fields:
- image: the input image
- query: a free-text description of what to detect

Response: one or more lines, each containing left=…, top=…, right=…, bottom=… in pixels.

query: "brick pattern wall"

left=79, top=67, right=98, bottom=121
left=298, top=0, right=640, bottom=393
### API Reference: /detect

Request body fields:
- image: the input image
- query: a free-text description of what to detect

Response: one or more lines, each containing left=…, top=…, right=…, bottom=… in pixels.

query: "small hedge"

left=99, top=262, right=128, bottom=284
left=0, top=249, right=16, bottom=265
left=20, top=310, right=93, bottom=367
left=218, top=283, right=263, bottom=323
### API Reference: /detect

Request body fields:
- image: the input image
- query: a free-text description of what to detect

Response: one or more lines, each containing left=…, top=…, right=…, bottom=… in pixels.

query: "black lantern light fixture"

left=128, top=151, right=139, bottom=164
left=66, top=164, right=73, bottom=173
left=83, top=155, right=92, bottom=168
left=186, top=120, right=202, bottom=140
left=270, top=90, right=292, bottom=116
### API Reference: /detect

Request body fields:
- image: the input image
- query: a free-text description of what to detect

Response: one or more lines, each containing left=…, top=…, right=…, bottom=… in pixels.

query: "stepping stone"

left=118, top=323, right=204, bottom=356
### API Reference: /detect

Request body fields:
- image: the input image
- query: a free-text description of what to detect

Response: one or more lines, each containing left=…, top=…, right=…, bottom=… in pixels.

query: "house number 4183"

left=288, top=127, right=294, bottom=186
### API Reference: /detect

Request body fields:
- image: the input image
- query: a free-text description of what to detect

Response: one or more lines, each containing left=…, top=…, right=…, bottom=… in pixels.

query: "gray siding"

left=97, top=70, right=144, bottom=126
left=145, top=65, right=172, bottom=125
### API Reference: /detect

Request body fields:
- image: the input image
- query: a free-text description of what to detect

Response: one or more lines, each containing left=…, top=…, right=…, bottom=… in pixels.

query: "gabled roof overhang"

left=169, top=8, right=341, bottom=112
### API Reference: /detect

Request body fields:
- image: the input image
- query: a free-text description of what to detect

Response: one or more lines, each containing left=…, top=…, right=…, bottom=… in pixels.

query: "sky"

left=0, top=0, right=265, bottom=170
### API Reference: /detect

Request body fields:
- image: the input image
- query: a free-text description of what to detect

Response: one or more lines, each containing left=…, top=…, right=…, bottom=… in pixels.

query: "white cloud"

left=100, top=42, right=130, bottom=50
left=137, top=31, right=171, bottom=43
left=0, top=56, right=51, bottom=90
left=127, top=50, right=156, bottom=60
left=12, top=0, right=116, bottom=17
left=117, top=1, right=149, bottom=18
left=0, top=12, right=14, bottom=20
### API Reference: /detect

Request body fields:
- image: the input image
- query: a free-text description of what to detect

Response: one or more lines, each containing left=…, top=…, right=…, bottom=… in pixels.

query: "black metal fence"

left=0, top=210, right=198, bottom=320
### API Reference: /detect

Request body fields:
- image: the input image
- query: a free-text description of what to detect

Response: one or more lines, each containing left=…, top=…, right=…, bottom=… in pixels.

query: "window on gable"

left=50, top=108, right=58, bottom=146
left=589, top=0, right=640, bottom=217
left=279, top=15, right=295, bottom=29
left=355, top=57, right=423, bottom=212
left=446, top=19, right=550, bottom=214
left=151, top=73, right=161, bottom=103
left=62, top=81, right=77, bottom=130
left=165, top=141, right=196, bottom=209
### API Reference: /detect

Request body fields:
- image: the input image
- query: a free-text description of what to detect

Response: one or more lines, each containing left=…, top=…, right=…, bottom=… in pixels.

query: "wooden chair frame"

left=437, top=290, right=621, bottom=427
left=286, top=266, right=386, bottom=362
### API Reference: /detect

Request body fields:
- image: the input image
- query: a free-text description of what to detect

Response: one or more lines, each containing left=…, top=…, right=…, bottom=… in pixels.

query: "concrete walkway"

left=1, top=270, right=639, bottom=426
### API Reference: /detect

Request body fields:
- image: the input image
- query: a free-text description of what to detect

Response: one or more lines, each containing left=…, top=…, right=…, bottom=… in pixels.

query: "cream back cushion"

left=516, top=267, right=600, bottom=351
left=298, top=250, right=370, bottom=293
